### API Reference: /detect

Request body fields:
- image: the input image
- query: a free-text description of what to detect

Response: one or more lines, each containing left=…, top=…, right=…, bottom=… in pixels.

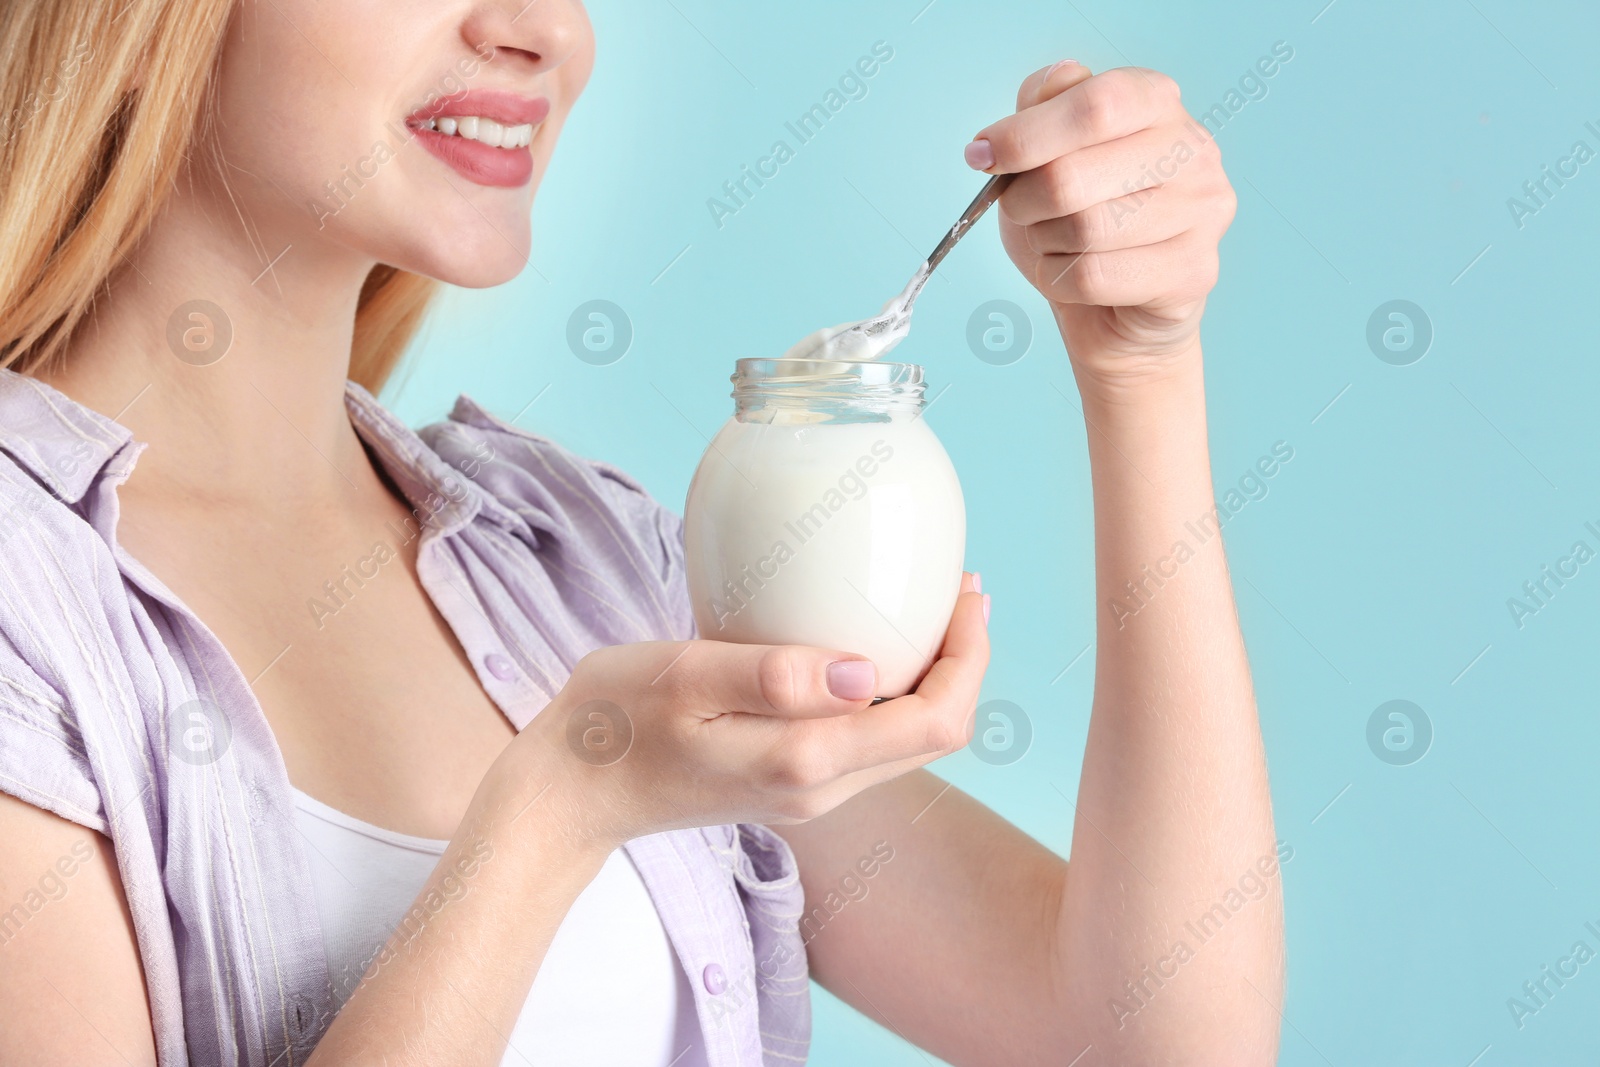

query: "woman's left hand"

left=967, top=61, right=1236, bottom=390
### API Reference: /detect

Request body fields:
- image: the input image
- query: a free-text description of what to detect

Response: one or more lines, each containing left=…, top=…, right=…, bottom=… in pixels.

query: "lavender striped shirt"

left=0, top=368, right=809, bottom=1066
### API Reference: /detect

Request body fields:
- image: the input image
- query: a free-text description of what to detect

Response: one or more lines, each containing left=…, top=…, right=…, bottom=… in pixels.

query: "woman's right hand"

left=499, top=573, right=990, bottom=850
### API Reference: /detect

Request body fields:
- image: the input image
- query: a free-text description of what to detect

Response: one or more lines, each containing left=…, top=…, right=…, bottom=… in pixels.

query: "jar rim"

left=729, top=358, right=926, bottom=421
left=731, top=358, right=924, bottom=386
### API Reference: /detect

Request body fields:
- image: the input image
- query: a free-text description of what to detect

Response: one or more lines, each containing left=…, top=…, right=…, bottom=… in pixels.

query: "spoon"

left=785, top=172, right=1017, bottom=362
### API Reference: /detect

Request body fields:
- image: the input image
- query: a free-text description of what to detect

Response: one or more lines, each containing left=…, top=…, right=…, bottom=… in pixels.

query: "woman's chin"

left=399, top=247, right=530, bottom=290
left=442, top=261, right=528, bottom=290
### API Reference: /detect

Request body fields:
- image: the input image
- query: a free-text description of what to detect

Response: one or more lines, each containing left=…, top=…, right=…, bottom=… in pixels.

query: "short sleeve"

left=0, top=630, right=104, bottom=832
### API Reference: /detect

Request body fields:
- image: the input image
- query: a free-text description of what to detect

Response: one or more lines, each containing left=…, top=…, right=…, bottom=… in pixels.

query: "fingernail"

left=982, top=594, right=991, bottom=625
left=1046, top=58, right=1079, bottom=79
left=964, top=138, right=995, bottom=171
left=827, top=660, right=877, bottom=701
left=972, top=572, right=983, bottom=594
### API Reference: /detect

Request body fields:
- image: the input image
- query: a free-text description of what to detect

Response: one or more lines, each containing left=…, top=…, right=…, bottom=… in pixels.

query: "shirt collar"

left=0, top=368, right=132, bottom=503
left=0, top=368, right=485, bottom=533
left=342, top=379, right=483, bottom=534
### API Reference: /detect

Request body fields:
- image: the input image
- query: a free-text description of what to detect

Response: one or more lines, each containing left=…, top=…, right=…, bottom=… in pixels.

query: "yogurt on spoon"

left=780, top=261, right=932, bottom=362
left=779, top=172, right=1013, bottom=363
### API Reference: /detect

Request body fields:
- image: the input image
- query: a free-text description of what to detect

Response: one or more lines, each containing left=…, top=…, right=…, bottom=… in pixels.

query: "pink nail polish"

left=973, top=572, right=983, bottom=594
left=964, top=138, right=995, bottom=171
left=827, top=660, right=877, bottom=701
left=1046, top=58, right=1079, bottom=80
left=982, top=594, right=991, bottom=625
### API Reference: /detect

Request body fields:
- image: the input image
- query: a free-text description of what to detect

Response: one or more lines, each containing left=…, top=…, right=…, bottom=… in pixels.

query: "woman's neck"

left=33, top=184, right=383, bottom=508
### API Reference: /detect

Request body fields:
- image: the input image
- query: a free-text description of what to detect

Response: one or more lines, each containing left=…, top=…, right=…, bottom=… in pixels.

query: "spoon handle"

left=925, top=172, right=1016, bottom=276
left=894, top=172, right=1017, bottom=316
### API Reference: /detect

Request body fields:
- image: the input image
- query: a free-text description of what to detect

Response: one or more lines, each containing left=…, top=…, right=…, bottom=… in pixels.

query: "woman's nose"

left=461, top=0, right=590, bottom=75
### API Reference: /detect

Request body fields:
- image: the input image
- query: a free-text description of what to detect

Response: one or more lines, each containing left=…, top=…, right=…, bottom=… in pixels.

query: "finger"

left=778, top=745, right=954, bottom=823
left=900, top=578, right=990, bottom=715
left=1032, top=230, right=1220, bottom=309
left=969, top=67, right=1181, bottom=176
left=714, top=576, right=988, bottom=809
left=1023, top=184, right=1196, bottom=255
left=758, top=713, right=968, bottom=823
left=667, top=641, right=879, bottom=720
left=1014, top=58, right=1094, bottom=111
left=786, top=580, right=990, bottom=773
left=1000, top=124, right=1206, bottom=226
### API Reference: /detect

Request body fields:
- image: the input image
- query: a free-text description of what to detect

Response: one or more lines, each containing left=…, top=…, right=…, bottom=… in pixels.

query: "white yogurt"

left=781, top=262, right=932, bottom=364
left=683, top=411, right=965, bottom=698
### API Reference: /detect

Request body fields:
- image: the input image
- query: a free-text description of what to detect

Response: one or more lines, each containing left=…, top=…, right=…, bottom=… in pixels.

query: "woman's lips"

left=412, top=128, right=534, bottom=187
left=411, top=89, right=551, bottom=126
left=406, top=91, right=551, bottom=188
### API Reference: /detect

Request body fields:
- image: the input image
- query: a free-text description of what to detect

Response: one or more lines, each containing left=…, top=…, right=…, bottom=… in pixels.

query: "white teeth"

left=421, top=114, right=536, bottom=149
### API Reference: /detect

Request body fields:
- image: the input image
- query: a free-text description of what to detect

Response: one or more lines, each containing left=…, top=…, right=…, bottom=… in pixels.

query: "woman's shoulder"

left=0, top=374, right=145, bottom=654
left=0, top=456, right=114, bottom=830
left=0, top=449, right=133, bottom=648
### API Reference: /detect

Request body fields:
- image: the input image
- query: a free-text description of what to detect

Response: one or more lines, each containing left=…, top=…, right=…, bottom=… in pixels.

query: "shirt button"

left=484, top=653, right=516, bottom=681
left=702, top=963, right=727, bottom=995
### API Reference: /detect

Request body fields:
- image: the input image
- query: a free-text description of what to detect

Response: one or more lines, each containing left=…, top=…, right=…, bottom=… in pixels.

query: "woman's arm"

left=289, top=634, right=994, bottom=1064
left=0, top=794, right=158, bottom=1067
left=0, top=736, right=610, bottom=1067
left=778, top=61, right=1282, bottom=1066
left=1060, top=355, right=1282, bottom=1063
left=303, top=734, right=608, bottom=1065
left=0, top=628, right=990, bottom=1066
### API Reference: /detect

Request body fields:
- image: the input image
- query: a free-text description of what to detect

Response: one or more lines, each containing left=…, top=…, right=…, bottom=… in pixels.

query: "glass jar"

left=683, top=358, right=966, bottom=698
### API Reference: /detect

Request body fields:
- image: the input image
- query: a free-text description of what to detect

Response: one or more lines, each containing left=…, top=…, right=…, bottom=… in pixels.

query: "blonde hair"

left=0, top=0, right=437, bottom=392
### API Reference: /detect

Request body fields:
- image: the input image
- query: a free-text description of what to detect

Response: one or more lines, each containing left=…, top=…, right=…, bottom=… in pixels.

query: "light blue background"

left=383, top=2, right=1600, bottom=1064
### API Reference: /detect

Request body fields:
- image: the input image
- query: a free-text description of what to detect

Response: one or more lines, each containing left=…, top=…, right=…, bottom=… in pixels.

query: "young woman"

left=0, top=1, right=1281, bottom=1064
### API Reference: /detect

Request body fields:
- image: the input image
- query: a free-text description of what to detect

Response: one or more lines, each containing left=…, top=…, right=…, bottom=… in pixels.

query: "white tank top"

left=291, top=788, right=706, bottom=1066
